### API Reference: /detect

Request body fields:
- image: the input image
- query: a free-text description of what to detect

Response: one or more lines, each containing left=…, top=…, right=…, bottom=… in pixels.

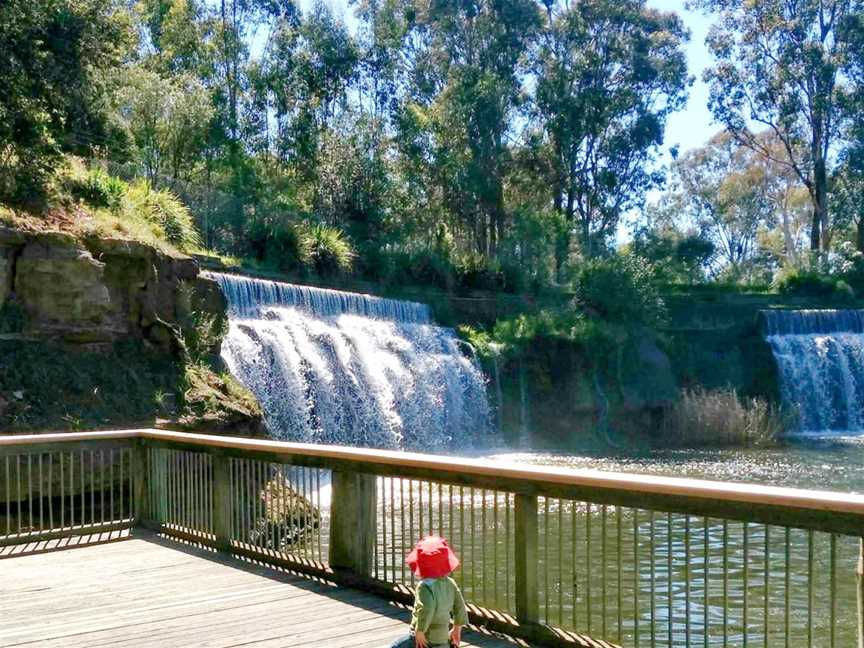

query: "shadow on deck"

left=0, top=531, right=528, bottom=648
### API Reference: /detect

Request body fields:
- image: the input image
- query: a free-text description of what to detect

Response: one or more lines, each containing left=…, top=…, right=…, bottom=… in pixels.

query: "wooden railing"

left=1, top=429, right=864, bottom=648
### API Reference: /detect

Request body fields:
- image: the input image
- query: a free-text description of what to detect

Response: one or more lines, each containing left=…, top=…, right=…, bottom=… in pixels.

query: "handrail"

left=2, top=428, right=864, bottom=647
left=3, top=428, right=864, bottom=521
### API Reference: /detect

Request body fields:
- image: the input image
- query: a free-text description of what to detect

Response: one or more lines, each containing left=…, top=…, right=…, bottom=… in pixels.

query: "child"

left=390, top=535, right=469, bottom=648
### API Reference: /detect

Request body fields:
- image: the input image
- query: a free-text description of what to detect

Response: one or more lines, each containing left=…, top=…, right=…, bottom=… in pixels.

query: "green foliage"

left=66, top=166, right=127, bottom=211
left=301, top=223, right=356, bottom=276
left=124, top=180, right=202, bottom=251
left=574, top=255, right=667, bottom=326
left=774, top=268, right=855, bottom=301
left=0, top=0, right=130, bottom=206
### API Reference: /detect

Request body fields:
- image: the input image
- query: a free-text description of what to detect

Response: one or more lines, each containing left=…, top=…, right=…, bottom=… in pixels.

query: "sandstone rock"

left=15, top=241, right=116, bottom=342
left=0, top=246, right=12, bottom=307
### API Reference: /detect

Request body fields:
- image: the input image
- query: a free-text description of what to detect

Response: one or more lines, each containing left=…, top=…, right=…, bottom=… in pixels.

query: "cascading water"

left=209, top=272, right=491, bottom=450
left=762, top=309, right=864, bottom=433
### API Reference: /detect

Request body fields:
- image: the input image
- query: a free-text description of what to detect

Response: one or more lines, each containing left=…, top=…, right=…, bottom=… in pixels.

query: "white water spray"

left=209, top=273, right=491, bottom=450
left=763, top=309, right=864, bottom=434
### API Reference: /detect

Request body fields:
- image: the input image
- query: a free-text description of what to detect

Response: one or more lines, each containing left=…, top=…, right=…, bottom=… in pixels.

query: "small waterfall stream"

left=762, top=309, right=864, bottom=433
left=209, top=272, right=491, bottom=450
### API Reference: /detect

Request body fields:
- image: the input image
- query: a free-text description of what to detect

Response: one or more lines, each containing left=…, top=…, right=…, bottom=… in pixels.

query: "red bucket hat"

left=406, top=536, right=460, bottom=579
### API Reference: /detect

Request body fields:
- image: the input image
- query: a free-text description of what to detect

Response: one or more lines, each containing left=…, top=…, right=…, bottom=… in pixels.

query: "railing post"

left=515, top=493, right=539, bottom=627
left=133, top=440, right=152, bottom=528
left=213, top=454, right=233, bottom=552
left=329, top=470, right=377, bottom=579
left=858, top=538, right=864, bottom=648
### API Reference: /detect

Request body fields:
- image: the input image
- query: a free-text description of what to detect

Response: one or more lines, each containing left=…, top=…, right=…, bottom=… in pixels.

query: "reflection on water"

left=487, top=434, right=864, bottom=493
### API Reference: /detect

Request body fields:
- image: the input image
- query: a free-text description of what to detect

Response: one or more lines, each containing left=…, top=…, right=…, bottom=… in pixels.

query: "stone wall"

left=0, top=226, right=225, bottom=351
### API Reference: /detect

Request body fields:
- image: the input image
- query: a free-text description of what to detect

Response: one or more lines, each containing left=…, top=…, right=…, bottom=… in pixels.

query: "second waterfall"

left=209, top=272, right=491, bottom=450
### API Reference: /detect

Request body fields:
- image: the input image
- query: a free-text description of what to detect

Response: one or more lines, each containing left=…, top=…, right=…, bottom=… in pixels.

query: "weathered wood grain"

left=0, top=535, right=519, bottom=648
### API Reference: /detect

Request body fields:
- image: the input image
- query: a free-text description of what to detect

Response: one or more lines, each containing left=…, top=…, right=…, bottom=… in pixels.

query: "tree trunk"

left=814, top=157, right=830, bottom=252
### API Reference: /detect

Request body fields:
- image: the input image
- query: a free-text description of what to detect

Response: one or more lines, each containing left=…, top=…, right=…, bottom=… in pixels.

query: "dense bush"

left=574, top=254, right=667, bottom=326
left=774, top=268, right=855, bottom=301
left=302, top=224, right=356, bottom=276
left=125, top=181, right=202, bottom=252
left=66, top=166, right=126, bottom=211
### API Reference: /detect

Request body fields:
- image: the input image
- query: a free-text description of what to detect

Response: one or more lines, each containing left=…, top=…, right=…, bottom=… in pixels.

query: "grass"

left=662, top=387, right=790, bottom=447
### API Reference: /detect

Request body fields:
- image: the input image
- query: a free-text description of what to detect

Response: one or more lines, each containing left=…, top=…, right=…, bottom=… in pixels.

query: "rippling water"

left=487, top=434, right=864, bottom=492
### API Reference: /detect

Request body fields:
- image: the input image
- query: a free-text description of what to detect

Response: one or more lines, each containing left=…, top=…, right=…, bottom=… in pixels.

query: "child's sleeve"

left=452, top=582, right=469, bottom=626
left=413, top=583, right=436, bottom=634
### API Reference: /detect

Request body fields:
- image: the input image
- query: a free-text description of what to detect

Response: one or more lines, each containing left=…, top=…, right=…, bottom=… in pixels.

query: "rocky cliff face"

left=0, top=226, right=224, bottom=350
left=0, top=226, right=262, bottom=435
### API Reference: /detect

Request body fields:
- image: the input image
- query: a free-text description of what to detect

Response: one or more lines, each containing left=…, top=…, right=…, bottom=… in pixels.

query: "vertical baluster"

left=28, top=454, right=33, bottom=534
left=419, top=479, right=424, bottom=537
left=634, top=509, right=640, bottom=647
left=409, top=480, right=415, bottom=586
left=69, top=451, right=75, bottom=528
left=587, top=506, right=593, bottom=635
left=79, top=452, right=85, bottom=530
left=650, top=510, right=656, bottom=648
left=380, top=476, right=386, bottom=580
left=685, top=515, right=691, bottom=647
left=764, top=526, right=770, bottom=647
left=544, top=497, right=550, bottom=623
left=438, top=482, right=443, bottom=537
left=558, top=499, right=564, bottom=626
left=109, top=449, right=114, bottom=524
left=807, top=529, right=814, bottom=648
left=4, top=456, right=9, bottom=537
left=617, top=506, right=623, bottom=642
left=427, top=482, right=432, bottom=536
left=38, top=454, right=43, bottom=533
left=783, top=528, right=790, bottom=646
left=390, top=477, right=396, bottom=581
left=47, top=453, right=53, bottom=532
left=316, top=469, right=323, bottom=562
left=89, top=451, right=95, bottom=527
left=470, top=487, right=476, bottom=600
left=60, top=452, right=65, bottom=530
left=505, top=492, right=511, bottom=612
left=100, top=449, right=105, bottom=527
left=16, top=455, right=21, bottom=536
left=482, top=489, right=488, bottom=605
left=744, top=522, right=750, bottom=648
left=458, top=486, right=464, bottom=591
left=704, top=517, right=710, bottom=648
left=574, top=502, right=579, bottom=632
left=667, top=513, right=673, bottom=647
left=829, top=533, right=837, bottom=648
left=602, top=505, right=609, bottom=638
left=118, top=449, right=123, bottom=522
left=400, top=479, right=407, bottom=584
left=495, top=491, right=501, bottom=608
left=723, top=520, right=729, bottom=648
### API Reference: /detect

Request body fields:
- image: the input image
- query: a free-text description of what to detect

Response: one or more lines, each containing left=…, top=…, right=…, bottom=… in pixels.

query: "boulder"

left=15, top=239, right=117, bottom=342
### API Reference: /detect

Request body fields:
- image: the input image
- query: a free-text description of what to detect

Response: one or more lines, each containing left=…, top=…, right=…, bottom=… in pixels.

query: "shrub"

left=662, top=387, right=788, bottom=447
left=301, top=223, right=355, bottom=276
left=774, top=268, right=855, bottom=301
left=125, top=180, right=202, bottom=252
left=62, top=162, right=127, bottom=211
left=574, top=254, right=666, bottom=327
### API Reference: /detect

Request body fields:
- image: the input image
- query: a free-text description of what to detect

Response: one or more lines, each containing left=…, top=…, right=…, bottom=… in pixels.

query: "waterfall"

left=762, top=309, right=864, bottom=434
left=208, top=272, right=491, bottom=450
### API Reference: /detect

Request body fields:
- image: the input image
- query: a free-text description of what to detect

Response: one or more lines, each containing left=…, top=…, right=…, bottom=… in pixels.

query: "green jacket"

left=410, top=577, right=469, bottom=645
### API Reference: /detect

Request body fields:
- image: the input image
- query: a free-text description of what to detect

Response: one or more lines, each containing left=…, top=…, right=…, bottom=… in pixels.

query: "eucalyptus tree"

left=695, top=0, right=864, bottom=253
left=395, top=0, right=543, bottom=257
left=671, top=132, right=777, bottom=280
left=532, top=0, right=689, bottom=262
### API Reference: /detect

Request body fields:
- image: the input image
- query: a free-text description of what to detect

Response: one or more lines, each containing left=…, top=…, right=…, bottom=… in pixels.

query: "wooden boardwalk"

left=0, top=534, right=525, bottom=648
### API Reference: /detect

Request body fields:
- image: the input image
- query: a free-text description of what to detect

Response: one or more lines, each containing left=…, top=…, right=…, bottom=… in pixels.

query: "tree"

left=532, top=0, right=689, bottom=262
left=0, top=0, right=130, bottom=204
left=696, top=0, right=864, bottom=252
left=670, top=133, right=777, bottom=280
left=396, top=0, right=542, bottom=258
left=114, top=67, right=214, bottom=181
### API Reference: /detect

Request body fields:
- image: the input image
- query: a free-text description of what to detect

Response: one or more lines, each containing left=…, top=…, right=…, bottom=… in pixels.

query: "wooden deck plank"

left=0, top=536, right=522, bottom=648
